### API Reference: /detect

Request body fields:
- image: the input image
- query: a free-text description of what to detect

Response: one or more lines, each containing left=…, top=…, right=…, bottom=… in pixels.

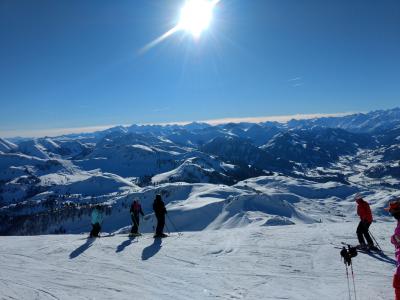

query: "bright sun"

left=140, top=0, right=219, bottom=53
left=178, top=0, right=216, bottom=38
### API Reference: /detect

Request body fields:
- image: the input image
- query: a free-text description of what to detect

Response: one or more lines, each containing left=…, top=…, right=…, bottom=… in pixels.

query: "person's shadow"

left=69, top=237, right=95, bottom=259
left=116, top=237, right=137, bottom=253
left=141, top=238, right=162, bottom=261
left=364, top=250, right=397, bottom=266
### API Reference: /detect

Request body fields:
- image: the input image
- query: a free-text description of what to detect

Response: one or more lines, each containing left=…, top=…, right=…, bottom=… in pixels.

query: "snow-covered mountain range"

left=1, top=107, right=400, bottom=235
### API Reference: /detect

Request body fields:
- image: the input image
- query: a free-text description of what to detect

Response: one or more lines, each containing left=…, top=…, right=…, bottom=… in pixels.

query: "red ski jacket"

left=356, top=199, right=373, bottom=223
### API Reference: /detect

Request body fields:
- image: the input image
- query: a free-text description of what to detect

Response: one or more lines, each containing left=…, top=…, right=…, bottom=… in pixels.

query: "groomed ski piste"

left=1, top=173, right=400, bottom=299
left=0, top=221, right=397, bottom=299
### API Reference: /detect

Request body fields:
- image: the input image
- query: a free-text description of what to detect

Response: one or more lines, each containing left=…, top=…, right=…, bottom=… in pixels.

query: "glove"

left=392, top=234, right=400, bottom=247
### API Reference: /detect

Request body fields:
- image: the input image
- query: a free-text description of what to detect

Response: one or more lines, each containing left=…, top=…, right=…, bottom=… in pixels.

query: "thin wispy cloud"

left=288, top=76, right=304, bottom=87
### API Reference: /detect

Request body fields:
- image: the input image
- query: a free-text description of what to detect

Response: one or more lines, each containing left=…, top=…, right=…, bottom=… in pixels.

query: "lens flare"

left=139, top=0, right=220, bottom=53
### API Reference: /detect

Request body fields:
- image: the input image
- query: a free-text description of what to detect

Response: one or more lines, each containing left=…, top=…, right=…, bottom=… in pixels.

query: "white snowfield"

left=0, top=222, right=396, bottom=300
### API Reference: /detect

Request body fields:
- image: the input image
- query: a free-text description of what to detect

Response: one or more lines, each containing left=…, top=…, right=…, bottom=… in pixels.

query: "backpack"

left=131, top=201, right=141, bottom=214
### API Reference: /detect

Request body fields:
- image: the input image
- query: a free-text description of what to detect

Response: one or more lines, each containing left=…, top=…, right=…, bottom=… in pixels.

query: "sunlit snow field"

left=0, top=222, right=396, bottom=299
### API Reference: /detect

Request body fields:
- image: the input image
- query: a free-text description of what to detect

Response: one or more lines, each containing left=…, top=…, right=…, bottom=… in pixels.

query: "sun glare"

left=140, top=0, right=220, bottom=53
left=178, top=0, right=216, bottom=38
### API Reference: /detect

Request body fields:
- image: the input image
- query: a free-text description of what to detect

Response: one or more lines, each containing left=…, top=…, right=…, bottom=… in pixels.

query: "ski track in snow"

left=0, top=222, right=396, bottom=299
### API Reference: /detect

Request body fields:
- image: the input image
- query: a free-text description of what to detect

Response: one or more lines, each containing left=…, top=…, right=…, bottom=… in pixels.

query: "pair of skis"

left=128, top=232, right=142, bottom=237
left=340, top=242, right=383, bottom=254
left=128, top=232, right=169, bottom=239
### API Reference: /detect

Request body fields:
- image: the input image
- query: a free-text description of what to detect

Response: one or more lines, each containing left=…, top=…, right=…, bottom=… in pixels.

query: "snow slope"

left=0, top=222, right=395, bottom=299
left=0, top=138, right=17, bottom=152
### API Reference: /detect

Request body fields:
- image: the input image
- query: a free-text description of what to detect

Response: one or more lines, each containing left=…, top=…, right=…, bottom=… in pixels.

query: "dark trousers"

left=356, top=220, right=373, bottom=246
left=90, top=223, right=101, bottom=237
left=155, top=214, right=165, bottom=235
left=131, top=214, right=140, bottom=233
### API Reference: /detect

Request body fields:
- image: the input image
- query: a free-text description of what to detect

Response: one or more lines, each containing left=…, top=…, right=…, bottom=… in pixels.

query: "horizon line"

left=0, top=111, right=356, bottom=139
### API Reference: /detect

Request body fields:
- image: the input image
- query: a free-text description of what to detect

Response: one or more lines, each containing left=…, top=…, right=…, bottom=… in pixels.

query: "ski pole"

left=167, top=214, right=182, bottom=235
left=345, top=264, right=352, bottom=300
left=368, top=230, right=383, bottom=252
left=131, top=214, right=141, bottom=236
left=165, top=221, right=171, bottom=235
left=350, top=263, right=357, bottom=300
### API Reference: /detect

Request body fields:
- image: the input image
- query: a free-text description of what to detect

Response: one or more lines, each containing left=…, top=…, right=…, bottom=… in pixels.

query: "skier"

left=130, top=199, right=144, bottom=236
left=153, top=194, right=167, bottom=238
left=355, top=194, right=375, bottom=250
left=90, top=205, right=103, bottom=238
left=385, top=199, right=400, bottom=300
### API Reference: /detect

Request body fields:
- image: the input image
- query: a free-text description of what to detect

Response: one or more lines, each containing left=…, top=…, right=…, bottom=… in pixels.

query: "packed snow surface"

left=0, top=222, right=395, bottom=299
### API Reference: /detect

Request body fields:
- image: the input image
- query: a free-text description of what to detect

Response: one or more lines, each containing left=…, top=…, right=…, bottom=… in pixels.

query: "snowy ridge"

left=286, top=107, right=400, bottom=133
left=1, top=107, right=400, bottom=235
left=0, top=138, right=17, bottom=152
left=152, top=156, right=238, bottom=185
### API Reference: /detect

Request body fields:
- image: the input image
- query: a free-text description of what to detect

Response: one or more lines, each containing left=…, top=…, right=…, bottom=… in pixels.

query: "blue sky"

left=1, top=0, right=399, bottom=136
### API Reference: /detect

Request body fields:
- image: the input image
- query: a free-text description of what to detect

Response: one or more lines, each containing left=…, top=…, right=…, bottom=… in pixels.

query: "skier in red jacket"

left=130, top=199, right=144, bottom=236
left=355, top=194, right=375, bottom=250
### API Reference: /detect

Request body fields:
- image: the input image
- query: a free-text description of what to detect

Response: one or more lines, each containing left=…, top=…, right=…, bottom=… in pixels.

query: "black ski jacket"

left=153, top=198, right=167, bottom=217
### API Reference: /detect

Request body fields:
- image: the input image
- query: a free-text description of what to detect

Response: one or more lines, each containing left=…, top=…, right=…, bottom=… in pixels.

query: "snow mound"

left=76, top=140, right=177, bottom=177
left=51, top=172, right=138, bottom=196
left=236, top=175, right=358, bottom=199
left=152, top=157, right=230, bottom=184
left=216, top=194, right=315, bottom=227
left=262, top=216, right=295, bottom=226
left=132, top=186, right=315, bottom=232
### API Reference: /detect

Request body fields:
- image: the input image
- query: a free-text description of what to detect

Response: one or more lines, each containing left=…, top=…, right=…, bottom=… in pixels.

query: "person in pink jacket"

left=386, top=199, right=400, bottom=300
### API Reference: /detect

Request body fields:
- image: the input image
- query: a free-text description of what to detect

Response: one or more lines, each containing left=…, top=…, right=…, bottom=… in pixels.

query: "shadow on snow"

left=141, top=238, right=162, bottom=261
left=362, top=250, right=397, bottom=266
left=116, top=237, right=137, bottom=253
left=69, top=237, right=95, bottom=259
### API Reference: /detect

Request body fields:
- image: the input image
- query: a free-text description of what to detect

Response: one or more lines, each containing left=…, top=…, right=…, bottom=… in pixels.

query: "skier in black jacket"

left=153, top=194, right=167, bottom=238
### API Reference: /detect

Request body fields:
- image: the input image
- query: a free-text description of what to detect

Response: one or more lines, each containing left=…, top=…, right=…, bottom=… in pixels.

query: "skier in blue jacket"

left=90, top=205, right=103, bottom=238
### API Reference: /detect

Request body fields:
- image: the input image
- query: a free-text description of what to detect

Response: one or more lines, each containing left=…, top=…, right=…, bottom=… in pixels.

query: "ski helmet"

left=354, top=193, right=363, bottom=201
left=385, top=199, right=400, bottom=215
